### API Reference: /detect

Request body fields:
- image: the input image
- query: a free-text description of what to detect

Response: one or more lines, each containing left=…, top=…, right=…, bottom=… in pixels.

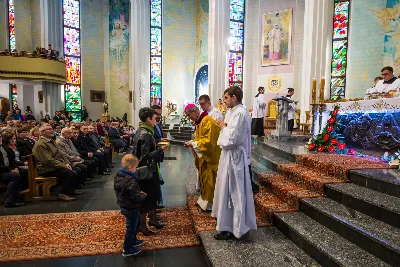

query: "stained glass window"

left=229, top=0, right=245, bottom=88
left=63, top=0, right=82, bottom=120
left=8, top=0, right=15, bottom=51
left=11, top=84, right=17, bottom=109
left=330, top=0, right=350, bottom=100
left=150, top=0, right=162, bottom=106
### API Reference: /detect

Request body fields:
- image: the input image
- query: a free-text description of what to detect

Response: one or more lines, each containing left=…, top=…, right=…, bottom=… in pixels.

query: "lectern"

left=271, top=96, right=293, bottom=138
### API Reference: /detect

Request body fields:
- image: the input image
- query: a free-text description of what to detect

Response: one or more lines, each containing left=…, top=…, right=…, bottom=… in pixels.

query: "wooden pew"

left=24, top=154, right=58, bottom=201
left=105, top=135, right=117, bottom=155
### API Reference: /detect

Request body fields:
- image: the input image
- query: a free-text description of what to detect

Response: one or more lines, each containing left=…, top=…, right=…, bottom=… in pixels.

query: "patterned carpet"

left=0, top=207, right=199, bottom=262
left=187, top=196, right=271, bottom=233
left=296, top=154, right=395, bottom=180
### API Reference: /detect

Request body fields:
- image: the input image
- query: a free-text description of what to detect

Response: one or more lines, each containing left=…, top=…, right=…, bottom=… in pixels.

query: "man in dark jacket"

left=78, top=125, right=110, bottom=175
left=88, top=125, right=113, bottom=165
left=114, top=154, right=146, bottom=256
left=108, top=122, right=128, bottom=152
left=16, top=126, right=35, bottom=157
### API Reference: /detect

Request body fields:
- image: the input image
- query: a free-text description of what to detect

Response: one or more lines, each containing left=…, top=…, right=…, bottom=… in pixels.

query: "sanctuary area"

left=0, top=0, right=399, bottom=266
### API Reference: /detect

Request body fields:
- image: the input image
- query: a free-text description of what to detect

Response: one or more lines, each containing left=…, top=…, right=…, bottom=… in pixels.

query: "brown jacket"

left=32, top=136, right=70, bottom=174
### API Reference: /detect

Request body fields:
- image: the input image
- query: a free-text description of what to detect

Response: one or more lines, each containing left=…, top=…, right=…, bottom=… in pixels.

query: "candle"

left=312, top=78, right=317, bottom=104
left=319, top=78, right=325, bottom=103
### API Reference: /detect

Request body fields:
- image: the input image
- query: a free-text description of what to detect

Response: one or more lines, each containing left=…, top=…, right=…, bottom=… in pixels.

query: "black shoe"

left=5, top=202, right=25, bottom=208
left=109, top=164, right=114, bottom=168
left=156, top=204, right=165, bottom=209
left=91, top=174, right=99, bottom=178
left=105, top=168, right=111, bottom=172
left=148, top=221, right=164, bottom=229
left=140, top=228, right=155, bottom=236
left=133, top=239, right=145, bottom=247
left=99, top=171, right=111, bottom=175
left=214, top=231, right=234, bottom=240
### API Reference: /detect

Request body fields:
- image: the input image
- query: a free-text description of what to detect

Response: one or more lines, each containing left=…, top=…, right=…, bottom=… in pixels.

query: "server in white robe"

left=212, top=86, right=257, bottom=240
left=198, top=94, right=224, bottom=121
left=251, top=86, right=266, bottom=137
left=375, top=66, right=400, bottom=95
left=285, top=88, right=295, bottom=133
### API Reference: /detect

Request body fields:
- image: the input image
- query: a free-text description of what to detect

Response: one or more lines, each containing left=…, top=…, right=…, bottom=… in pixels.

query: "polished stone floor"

left=0, top=145, right=210, bottom=267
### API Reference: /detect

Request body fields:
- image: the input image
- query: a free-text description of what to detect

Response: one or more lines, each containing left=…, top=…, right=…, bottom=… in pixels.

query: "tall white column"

left=42, top=0, right=63, bottom=53
left=208, top=0, right=230, bottom=103
left=130, top=0, right=150, bottom=128
left=299, top=0, right=333, bottom=122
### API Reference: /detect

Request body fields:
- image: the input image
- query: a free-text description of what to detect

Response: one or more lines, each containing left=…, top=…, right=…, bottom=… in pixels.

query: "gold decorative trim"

left=0, top=70, right=65, bottom=80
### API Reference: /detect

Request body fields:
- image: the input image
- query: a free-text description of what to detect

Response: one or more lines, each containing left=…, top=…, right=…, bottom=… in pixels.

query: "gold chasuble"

left=193, top=115, right=221, bottom=203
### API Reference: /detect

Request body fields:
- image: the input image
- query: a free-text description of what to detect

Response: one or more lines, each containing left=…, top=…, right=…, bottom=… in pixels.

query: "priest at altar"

left=365, top=66, right=400, bottom=98
left=184, top=104, right=221, bottom=211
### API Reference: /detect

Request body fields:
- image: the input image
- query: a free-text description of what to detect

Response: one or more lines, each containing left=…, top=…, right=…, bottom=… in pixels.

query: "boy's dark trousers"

left=121, top=208, right=141, bottom=252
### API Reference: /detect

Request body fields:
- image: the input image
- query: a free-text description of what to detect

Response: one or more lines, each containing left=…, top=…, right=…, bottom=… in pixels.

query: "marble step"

left=275, top=212, right=390, bottom=267
left=326, top=183, right=400, bottom=229
left=253, top=138, right=308, bottom=162
left=256, top=172, right=320, bottom=210
left=349, top=169, right=400, bottom=198
left=199, top=227, right=321, bottom=267
left=251, top=143, right=292, bottom=172
left=278, top=163, right=345, bottom=194
left=300, top=197, right=400, bottom=266
left=253, top=187, right=296, bottom=223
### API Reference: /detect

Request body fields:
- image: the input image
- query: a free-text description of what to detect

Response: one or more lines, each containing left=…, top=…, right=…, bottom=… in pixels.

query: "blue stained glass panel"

left=230, top=21, right=244, bottom=51
left=63, top=0, right=80, bottom=28
left=64, top=28, right=81, bottom=56
left=151, top=28, right=162, bottom=55
left=151, top=0, right=162, bottom=27
left=230, top=0, right=244, bottom=21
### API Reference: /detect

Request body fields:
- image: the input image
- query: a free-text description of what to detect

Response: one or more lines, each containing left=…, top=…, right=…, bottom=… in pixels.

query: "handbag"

left=136, top=156, right=154, bottom=181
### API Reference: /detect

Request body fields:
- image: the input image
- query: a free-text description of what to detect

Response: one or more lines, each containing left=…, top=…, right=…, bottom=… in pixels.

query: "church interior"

left=0, top=0, right=399, bottom=266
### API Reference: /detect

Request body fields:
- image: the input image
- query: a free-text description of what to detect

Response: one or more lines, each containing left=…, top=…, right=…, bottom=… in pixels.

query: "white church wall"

left=244, top=0, right=305, bottom=110
left=346, top=0, right=386, bottom=99
left=163, top=0, right=196, bottom=120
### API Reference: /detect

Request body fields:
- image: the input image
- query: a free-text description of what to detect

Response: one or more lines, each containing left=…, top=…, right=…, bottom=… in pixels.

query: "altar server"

left=198, top=94, right=224, bottom=121
left=375, top=66, right=400, bottom=94
left=184, top=104, right=221, bottom=211
left=285, top=88, right=295, bottom=133
left=251, top=86, right=266, bottom=137
left=212, top=86, right=257, bottom=240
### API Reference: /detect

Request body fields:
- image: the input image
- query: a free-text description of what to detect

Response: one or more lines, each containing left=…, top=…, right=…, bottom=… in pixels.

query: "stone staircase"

left=162, top=124, right=193, bottom=145
left=250, top=138, right=400, bottom=266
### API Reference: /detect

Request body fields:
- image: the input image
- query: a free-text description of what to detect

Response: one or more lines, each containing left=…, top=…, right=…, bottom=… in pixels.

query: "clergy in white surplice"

left=212, top=86, right=257, bottom=240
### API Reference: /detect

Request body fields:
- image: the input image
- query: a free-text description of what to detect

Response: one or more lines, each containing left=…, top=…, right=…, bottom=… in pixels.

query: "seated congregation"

left=0, top=114, right=133, bottom=207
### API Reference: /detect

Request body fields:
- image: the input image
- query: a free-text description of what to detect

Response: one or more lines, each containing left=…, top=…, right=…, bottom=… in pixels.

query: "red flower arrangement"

left=306, top=105, right=351, bottom=154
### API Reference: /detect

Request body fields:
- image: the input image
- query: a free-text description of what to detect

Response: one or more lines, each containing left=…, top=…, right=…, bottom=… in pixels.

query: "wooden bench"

left=24, top=154, right=58, bottom=201
left=105, top=135, right=117, bottom=155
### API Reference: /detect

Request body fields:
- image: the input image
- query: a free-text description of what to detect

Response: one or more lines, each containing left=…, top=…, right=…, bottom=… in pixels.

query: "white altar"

left=313, top=98, right=400, bottom=150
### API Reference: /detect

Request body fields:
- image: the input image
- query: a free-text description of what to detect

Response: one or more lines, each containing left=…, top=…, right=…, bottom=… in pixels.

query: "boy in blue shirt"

left=114, top=154, right=146, bottom=257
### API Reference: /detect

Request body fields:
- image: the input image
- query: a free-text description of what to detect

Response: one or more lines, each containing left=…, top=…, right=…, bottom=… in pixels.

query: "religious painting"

left=261, top=9, right=292, bottom=66
left=38, top=91, right=43, bottom=103
left=194, top=65, right=209, bottom=102
left=372, top=1, right=400, bottom=74
left=109, top=0, right=130, bottom=116
left=90, top=90, right=105, bottom=102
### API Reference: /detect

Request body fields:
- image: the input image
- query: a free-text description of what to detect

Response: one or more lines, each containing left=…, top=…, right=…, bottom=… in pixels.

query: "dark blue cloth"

left=119, top=168, right=138, bottom=179
left=153, top=123, right=163, bottom=142
left=13, top=114, right=24, bottom=121
left=120, top=208, right=141, bottom=252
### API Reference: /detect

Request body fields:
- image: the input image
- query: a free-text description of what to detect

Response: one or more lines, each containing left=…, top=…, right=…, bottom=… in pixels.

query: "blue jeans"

left=121, top=208, right=141, bottom=252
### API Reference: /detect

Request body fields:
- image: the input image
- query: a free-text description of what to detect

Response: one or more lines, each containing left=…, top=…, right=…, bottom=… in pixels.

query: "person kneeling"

left=114, top=154, right=146, bottom=257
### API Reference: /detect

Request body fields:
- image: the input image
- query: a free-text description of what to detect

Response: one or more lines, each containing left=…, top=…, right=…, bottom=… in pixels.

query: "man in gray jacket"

left=56, top=127, right=97, bottom=180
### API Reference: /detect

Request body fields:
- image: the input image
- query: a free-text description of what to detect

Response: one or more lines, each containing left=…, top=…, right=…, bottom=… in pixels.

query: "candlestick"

left=312, top=78, right=317, bottom=104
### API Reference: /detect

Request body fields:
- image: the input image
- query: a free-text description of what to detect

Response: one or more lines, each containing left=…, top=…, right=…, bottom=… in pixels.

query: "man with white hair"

left=56, top=127, right=97, bottom=181
left=32, top=124, right=81, bottom=201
